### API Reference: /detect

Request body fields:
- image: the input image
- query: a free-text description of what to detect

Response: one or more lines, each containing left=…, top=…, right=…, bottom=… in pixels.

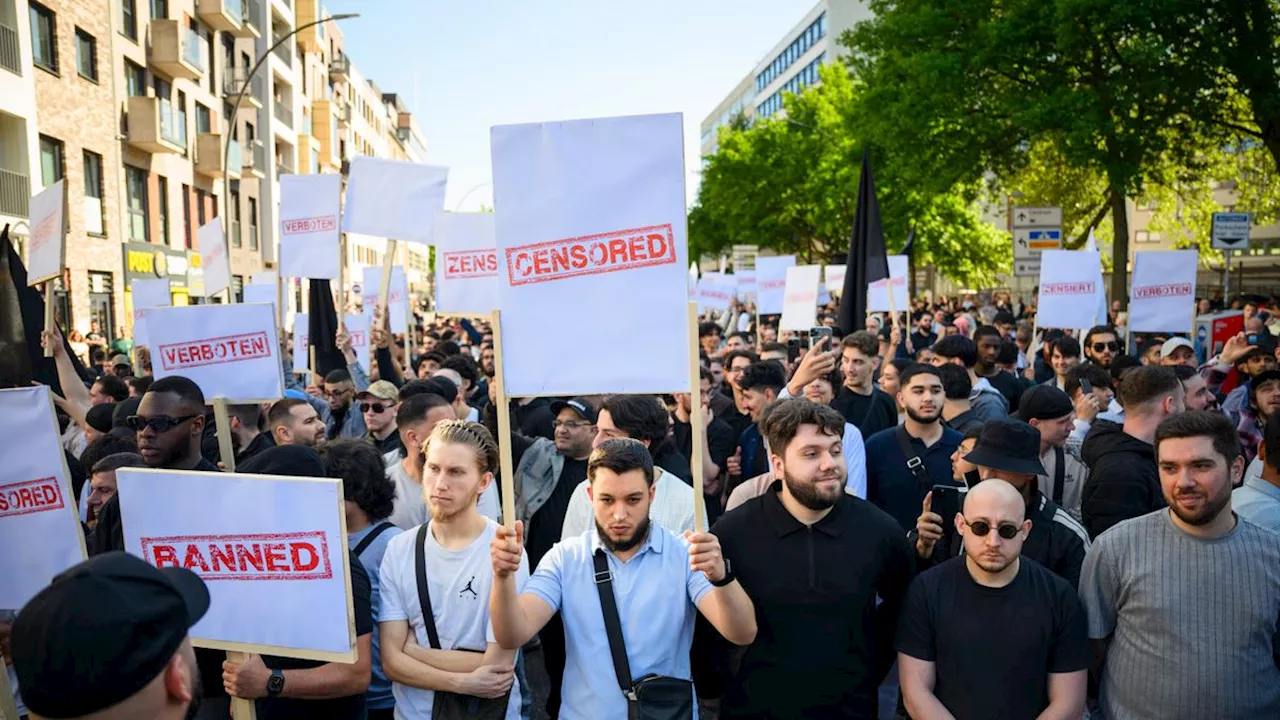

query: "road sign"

left=1014, top=259, right=1041, bottom=277
left=1211, top=212, right=1251, bottom=250
left=1014, top=228, right=1063, bottom=260
left=1012, top=206, right=1062, bottom=228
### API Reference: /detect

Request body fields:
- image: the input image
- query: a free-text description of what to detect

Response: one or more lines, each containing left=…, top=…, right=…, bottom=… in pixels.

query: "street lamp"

left=453, top=181, right=492, bottom=211
left=222, top=12, right=360, bottom=268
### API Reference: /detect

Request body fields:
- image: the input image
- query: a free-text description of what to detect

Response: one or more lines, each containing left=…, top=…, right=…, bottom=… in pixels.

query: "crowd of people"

left=4, top=288, right=1280, bottom=720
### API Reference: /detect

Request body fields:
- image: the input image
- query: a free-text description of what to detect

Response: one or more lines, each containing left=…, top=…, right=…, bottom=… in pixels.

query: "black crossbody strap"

left=1052, top=447, right=1065, bottom=506
left=894, top=425, right=934, bottom=489
left=354, top=521, right=396, bottom=557
left=593, top=549, right=634, bottom=697
left=414, top=522, right=443, bottom=650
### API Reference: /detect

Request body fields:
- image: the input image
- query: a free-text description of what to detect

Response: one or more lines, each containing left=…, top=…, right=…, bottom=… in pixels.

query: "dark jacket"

left=1080, top=420, right=1164, bottom=539
left=512, top=397, right=556, bottom=441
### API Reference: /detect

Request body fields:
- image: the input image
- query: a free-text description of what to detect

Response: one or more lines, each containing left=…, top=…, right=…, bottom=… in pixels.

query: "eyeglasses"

left=324, top=388, right=352, bottom=399
left=127, top=414, right=200, bottom=432
left=1091, top=341, right=1120, bottom=353
left=360, top=402, right=393, bottom=414
left=965, top=519, right=1021, bottom=539
left=553, top=420, right=593, bottom=429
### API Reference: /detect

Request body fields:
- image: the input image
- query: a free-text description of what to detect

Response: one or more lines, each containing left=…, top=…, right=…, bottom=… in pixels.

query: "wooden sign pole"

left=212, top=398, right=254, bottom=718
left=43, top=280, right=56, bottom=357
left=337, top=233, right=347, bottom=331
left=490, top=309, right=517, bottom=528
left=377, top=240, right=398, bottom=320
left=0, top=664, right=20, bottom=720
left=687, top=302, right=707, bottom=532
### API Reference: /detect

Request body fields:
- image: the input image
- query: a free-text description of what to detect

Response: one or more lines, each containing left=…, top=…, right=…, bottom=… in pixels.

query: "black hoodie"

left=1080, top=420, right=1164, bottom=539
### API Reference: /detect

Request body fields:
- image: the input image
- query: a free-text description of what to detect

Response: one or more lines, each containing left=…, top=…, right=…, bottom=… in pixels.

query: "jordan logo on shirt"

left=460, top=576, right=478, bottom=599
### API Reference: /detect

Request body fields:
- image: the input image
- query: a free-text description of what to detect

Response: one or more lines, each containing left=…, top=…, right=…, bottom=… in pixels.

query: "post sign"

left=1012, top=206, right=1061, bottom=277
left=1012, top=206, right=1062, bottom=227
left=1211, top=212, right=1251, bottom=251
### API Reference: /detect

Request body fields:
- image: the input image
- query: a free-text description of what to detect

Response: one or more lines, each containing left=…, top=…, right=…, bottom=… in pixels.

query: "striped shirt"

left=1080, top=510, right=1280, bottom=719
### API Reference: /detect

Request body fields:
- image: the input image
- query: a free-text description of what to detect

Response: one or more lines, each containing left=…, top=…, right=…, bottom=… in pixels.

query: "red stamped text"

left=141, top=531, right=332, bottom=581
left=505, top=224, right=677, bottom=286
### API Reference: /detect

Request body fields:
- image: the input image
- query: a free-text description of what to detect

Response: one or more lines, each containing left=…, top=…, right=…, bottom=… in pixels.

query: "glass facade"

left=757, top=53, right=825, bottom=118
left=755, top=13, right=825, bottom=94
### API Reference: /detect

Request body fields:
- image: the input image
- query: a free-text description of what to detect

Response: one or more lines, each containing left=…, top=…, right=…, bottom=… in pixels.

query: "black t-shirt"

left=895, top=556, right=1090, bottom=720
left=831, top=386, right=898, bottom=438
left=525, top=456, right=587, bottom=570
left=257, top=550, right=374, bottom=719
left=985, top=371, right=1025, bottom=411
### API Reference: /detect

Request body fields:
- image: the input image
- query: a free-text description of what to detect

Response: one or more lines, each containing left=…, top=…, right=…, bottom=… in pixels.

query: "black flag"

left=837, top=151, right=890, bottom=335
left=308, top=279, right=346, bottom=379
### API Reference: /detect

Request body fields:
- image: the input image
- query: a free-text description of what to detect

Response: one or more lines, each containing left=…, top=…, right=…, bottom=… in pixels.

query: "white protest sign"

left=147, top=303, right=284, bottom=402
left=825, top=264, right=847, bottom=294
left=734, top=270, right=756, bottom=300
left=434, top=212, right=498, bottom=314
left=492, top=112, right=688, bottom=395
left=867, top=255, right=909, bottom=312
left=343, top=157, right=449, bottom=245
left=117, top=468, right=355, bottom=661
left=292, top=312, right=310, bottom=375
left=26, top=179, right=65, bottom=285
left=780, top=265, right=823, bottom=331
left=244, top=283, right=277, bottom=316
left=197, top=218, right=231, bottom=298
left=1036, top=250, right=1104, bottom=329
left=1130, top=250, right=1198, bottom=333
left=756, top=255, right=796, bottom=315
left=252, top=270, right=278, bottom=286
left=817, top=283, right=831, bottom=307
left=0, top=387, right=85, bottom=610
left=130, top=278, right=171, bottom=348
left=344, top=312, right=371, bottom=373
left=362, top=265, right=408, bottom=334
left=280, top=174, right=342, bottom=279
left=696, top=272, right=734, bottom=311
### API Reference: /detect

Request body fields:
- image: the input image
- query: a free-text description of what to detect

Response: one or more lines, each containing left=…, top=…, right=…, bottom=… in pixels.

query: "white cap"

left=1160, top=337, right=1194, bottom=359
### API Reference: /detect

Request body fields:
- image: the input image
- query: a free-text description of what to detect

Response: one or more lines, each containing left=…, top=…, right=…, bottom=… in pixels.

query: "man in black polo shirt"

left=715, top=398, right=915, bottom=719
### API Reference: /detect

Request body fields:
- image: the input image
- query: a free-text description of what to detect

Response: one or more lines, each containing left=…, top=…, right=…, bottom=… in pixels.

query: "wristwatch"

left=266, top=669, right=285, bottom=698
left=711, top=558, right=736, bottom=587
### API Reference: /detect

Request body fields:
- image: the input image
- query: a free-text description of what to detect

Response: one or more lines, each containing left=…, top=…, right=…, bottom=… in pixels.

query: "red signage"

left=282, top=216, right=338, bottom=235
left=1134, top=283, right=1193, bottom=299
left=1041, top=282, right=1096, bottom=296
left=0, top=477, right=66, bottom=518
left=159, top=332, right=272, bottom=371
left=443, top=249, right=498, bottom=279
left=141, top=531, right=332, bottom=581
left=505, top=224, right=677, bottom=286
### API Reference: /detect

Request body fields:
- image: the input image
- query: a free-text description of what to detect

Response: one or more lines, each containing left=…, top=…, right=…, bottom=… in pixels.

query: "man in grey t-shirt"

left=1081, top=411, right=1280, bottom=719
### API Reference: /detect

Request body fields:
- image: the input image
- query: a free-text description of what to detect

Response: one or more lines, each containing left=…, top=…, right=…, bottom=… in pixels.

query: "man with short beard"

left=713, top=399, right=914, bottom=719
left=1081, top=411, right=1280, bottom=719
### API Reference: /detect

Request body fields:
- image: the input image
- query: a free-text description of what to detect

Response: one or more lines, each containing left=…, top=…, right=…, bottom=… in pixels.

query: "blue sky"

left=322, top=0, right=819, bottom=209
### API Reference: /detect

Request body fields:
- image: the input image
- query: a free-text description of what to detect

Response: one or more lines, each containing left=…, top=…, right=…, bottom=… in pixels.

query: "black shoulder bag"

left=415, top=523, right=512, bottom=720
left=593, top=550, right=694, bottom=720
left=894, top=425, right=935, bottom=492
left=353, top=521, right=396, bottom=557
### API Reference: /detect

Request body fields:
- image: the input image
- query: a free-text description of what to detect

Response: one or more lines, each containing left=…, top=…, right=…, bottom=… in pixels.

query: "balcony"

left=224, top=72, right=265, bottom=109
left=296, top=0, right=323, bottom=52
left=127, top=96, right=187, bottom=154
left=0, top=168, right=29, bottom=218
left=328, top=55, right=349, bottom=82
left=195, top=133, right=241, bottom=179
left=150, top=20, right=204, bottom=80
left=276, top=160, right=293, bottom=177
left=196, top=0, right=242, bottom=33
left=0, top=19, right=20, bottom=76
left=234, top=0, right=262, bottom=38
left=271, top=32, right=292, bottom=67
left=297, top=133, right=319, bottom=173
left=242, top=139, right=266, bottom=179
left=273, top=101, right=293, bottom=128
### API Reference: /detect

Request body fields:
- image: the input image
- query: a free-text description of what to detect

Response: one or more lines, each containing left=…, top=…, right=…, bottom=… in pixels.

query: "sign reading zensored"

left=343, top=156, right=449, bottom=245
left=867, top=256, right=910, bottom=312
left=0, top=387, right=85, bottom=609
left=756, top=255, right=796, bottom=315
left=434, top=212, right=499, bottom=314
left=1130, top=250, right=1198, bottom=333
left=780, top=265, right=823, bottom=331
left=1036, top=250, right=1104, bottom=329
left=26, top=179, right=66, bottom=286
left=117, top=468, right=355, bottom=659
left=361, top=265, right=408, bottom=334
left=280, top=175, right=342, bottom=279
left=197, top=218, right=231, bottom=298
left=491, top=112, right=689, bottom=395
left=146, top=303, right=284, bottom=402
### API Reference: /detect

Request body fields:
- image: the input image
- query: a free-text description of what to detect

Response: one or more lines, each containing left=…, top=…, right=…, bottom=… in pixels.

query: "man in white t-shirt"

left=379, top=420, right=529, bottom=720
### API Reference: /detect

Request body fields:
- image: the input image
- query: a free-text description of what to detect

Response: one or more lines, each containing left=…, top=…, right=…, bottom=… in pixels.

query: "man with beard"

left=866, top=364, right=964, bottom=532
left=11, top=553, right=210, bottom=720
left=713, top=399, right=915, bottom=719
left=898, top=480, right=1089, bottom=720
left=385, top=394, right=468, bottom=530
left=1173, top=365, right=1217, bottom=413
left=266, top=398, right=327, bottom=448
left=1081, top=411, right=1280, bottom=719
left=488, top=439, right=757, bottom=720
left=1083, top=326, right=1121, bottom=370
left=378, top=421, right=527, bottom=720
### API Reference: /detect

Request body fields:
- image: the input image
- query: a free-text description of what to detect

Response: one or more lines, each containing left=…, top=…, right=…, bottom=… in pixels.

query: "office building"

left=0, top=0, right=39, bottom=255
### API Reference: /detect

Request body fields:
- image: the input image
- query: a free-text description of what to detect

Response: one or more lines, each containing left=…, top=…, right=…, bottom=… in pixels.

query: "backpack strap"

left=593, top=549, right=635, bottom=699
left=414, top=522, right=442, bottom=649
left=353, top=521, right=396, bottom=557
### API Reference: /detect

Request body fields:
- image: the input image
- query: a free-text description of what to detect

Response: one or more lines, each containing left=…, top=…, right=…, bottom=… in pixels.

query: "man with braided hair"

left=376, top=420, right=529, bottom=719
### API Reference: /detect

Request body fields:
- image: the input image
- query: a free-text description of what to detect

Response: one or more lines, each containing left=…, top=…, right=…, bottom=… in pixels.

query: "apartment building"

left=0, top=0, right=39, bottom=252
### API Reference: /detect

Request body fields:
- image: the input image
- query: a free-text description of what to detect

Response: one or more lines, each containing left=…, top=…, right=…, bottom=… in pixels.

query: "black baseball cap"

left=551, top=397, right=598, bottom=424
left=964, top=418, right=1047, bottom=476
left=1017, top=385, right=1074, bottom=422
left=13, top=552, right=210, bottom=718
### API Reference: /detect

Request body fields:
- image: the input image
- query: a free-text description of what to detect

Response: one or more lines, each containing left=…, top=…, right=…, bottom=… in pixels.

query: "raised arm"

left=689, top=530, right=756, bottom=646
left=42, top=329, right=91, bottom=423
left=489, top=521, right=557, bottom=649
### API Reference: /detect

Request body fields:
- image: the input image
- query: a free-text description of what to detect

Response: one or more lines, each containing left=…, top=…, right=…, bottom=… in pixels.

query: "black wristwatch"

left=711, top=559, right=736, bottom=587
left=266, top=668, right=285, bottom=697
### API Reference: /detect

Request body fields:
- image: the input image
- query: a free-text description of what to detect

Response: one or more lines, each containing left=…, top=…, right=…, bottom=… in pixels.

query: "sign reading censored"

left=0, top=477, right=66, bottom=519
left=505, top=224, right=677, bottom=286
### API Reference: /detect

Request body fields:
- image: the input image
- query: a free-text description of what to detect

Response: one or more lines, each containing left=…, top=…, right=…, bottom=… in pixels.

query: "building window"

left=120, top=0, right=137, bottom=42
left=182, top=183, right=192, bottom=248
left=231, top=275, right=244, bottom=303
left=248, top=197, right=258, bottom=250
left=157, top=176, right=170, bottom=245
left=74, top=28, right=97, bottom=81
left=230, top=190, right=241, bottom=247
left=151, top=0, right=167, bottom=21
left=87, top=272, right=115, bottom=342
left=196, top=189, right=206, bottom=226
left=30, top=2, right=57, bottom=73
left=83, top=151, right=104, bottom=235
left=39, top=135, right=64, bottom=186
left=125, top=59, right=146, bottom=96
left=195, top=103, right=211, bottom=134
left=125, top=166, right=149, bottom=242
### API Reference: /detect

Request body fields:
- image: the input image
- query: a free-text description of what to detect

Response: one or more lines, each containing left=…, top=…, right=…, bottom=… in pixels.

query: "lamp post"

left=222, top=11, right=359, bottom=269
left=453, top=181, right=492, bottom=211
